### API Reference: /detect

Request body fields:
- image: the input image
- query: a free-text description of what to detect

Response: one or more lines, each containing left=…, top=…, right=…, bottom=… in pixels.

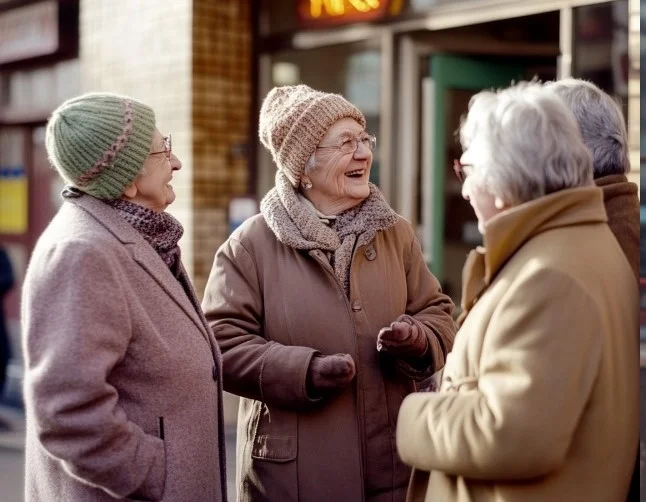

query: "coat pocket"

left=250, top=403, right=297, bottom=463
left=251, top=435, right=297, bottom=462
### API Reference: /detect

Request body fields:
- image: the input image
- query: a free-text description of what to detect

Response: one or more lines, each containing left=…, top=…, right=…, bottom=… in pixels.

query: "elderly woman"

left=202, top=84, right=456, bottom=502
left=395, top=82, right=638, bottom=502
left=546, top=78, right=639, bottom=279
left=22, top=93, right=227, bottom=501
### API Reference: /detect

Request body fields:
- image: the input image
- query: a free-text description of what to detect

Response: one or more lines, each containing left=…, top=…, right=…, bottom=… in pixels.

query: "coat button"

left=364, top=246, right=377, bottom=261
left=351, top=301, right=362, bottom=312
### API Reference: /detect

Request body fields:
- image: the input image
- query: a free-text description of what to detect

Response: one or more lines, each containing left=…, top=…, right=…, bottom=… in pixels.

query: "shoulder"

left=227, top=214, right=277, bottom=252
left=379, top=215, right=417, bottom=249
left=28, top=206, right=124, bottom=276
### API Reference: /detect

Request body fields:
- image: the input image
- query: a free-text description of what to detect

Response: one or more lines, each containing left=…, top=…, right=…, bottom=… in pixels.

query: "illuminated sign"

left=298, top=0, right=404, bottom=27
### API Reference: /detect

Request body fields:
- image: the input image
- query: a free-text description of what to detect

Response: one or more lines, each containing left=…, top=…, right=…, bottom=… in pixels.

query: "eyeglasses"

left=317, top=133, right=377, bottom=155
left=150, top=134, right=172, bottom=161
left=453, top=159, right=471, bottom=184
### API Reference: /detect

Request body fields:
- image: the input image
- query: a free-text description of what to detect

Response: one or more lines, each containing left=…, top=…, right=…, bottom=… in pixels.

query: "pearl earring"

left=494, top=197, right=505, bottom=209
left=302, top=181, right=312, bottom=190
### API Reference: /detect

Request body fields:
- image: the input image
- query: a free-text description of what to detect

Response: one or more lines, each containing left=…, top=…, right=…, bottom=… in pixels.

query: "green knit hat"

left=45, top=92, right=156, bottom=200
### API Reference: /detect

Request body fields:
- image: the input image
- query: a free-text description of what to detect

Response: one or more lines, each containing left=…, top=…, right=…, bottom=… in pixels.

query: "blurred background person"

left=396, top=82, right=638, bottom=502
left=545, top=75, right=640, bottom=502
left=0, top=245, right=14, bottom=429
left=203, top=84, right=456, bottom=502
left=22, top=93, right=227, bottom=501
left=546, top=78, right=638, bottom=279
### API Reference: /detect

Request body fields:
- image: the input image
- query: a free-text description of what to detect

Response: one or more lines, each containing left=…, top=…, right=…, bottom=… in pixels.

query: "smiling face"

left=122, top=129, right=181, bottom=212
left=301, top=117, right=372, bottom=215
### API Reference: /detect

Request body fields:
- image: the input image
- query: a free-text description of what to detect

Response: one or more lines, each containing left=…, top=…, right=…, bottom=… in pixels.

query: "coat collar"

left=66, top=194, right=211, bottom=344
left=594, top=174, right=638, bottom=203
left=461, top=186, right=607, bottom=313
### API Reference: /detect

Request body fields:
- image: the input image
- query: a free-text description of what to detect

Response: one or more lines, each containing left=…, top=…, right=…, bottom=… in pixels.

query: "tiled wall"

left=192, top=0, right=252, bottom=298
left=81, top=0, right=195, bottom=274
left=80, top=0, right=253, bottom=285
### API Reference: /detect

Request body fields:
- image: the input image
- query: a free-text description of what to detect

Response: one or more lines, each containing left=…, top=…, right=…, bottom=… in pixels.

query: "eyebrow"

left=333, top=130, right=362, bottom=140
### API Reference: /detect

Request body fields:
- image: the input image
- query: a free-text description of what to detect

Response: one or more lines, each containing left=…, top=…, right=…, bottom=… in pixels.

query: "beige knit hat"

left=259, top=85, right=366, bottom=187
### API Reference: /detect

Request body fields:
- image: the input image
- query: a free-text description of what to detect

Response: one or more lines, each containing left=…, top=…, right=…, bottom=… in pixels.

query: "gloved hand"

left=306, top=353, right=356, bottom=397
left=377, top=316, right=428, bottom=359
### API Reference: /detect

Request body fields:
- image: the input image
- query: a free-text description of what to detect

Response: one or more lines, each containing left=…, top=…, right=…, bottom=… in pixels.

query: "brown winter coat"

left=202, top=200, right=456, bottom=502
left=595, top=174, right=640, bottom=279
left=22, top=195, right=227, bottom=502
left=396, top=187, right=639, bottom=502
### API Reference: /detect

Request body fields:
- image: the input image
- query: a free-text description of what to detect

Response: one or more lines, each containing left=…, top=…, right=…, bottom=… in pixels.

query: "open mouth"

left=345, top=169, right=365, bottom=178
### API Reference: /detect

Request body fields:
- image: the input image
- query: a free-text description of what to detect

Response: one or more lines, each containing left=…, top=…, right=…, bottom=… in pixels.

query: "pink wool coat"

left=21, top=194, right=227, bottom=501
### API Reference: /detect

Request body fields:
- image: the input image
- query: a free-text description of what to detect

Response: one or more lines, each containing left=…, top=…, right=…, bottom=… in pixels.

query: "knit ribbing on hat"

left=259, top=85, right=366, bottom=187
left=77, top=100, right=134, bottom=186
left=46, top=92, right=156, bottom=200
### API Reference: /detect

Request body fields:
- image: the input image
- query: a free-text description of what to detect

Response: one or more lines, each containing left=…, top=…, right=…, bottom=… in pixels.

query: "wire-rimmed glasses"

left=150, top=134, right=172, bottom=161
left=317, top=133, right=377, bottom=155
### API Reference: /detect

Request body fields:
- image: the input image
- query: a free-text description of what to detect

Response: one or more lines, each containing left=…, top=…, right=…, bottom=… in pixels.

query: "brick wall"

left=192, top=0, right=253, bottom=298
left=81, top=0, right=253, bottom=286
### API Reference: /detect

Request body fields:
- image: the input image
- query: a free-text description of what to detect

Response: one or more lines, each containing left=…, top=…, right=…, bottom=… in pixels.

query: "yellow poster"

left=0, top=165, right=28, bottom=234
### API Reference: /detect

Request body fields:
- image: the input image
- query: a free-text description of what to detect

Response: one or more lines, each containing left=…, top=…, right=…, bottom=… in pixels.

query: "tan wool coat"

left=396, top=187, right=639, bottom=502
left=22, top=195, right=227, bottom=502
left=202, top=209, right=456, bottom=502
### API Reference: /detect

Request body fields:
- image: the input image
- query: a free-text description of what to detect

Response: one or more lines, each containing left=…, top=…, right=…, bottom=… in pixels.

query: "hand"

left=306, top=353, right=356, bottom=396
left=377, top=316, right=428, bottom=359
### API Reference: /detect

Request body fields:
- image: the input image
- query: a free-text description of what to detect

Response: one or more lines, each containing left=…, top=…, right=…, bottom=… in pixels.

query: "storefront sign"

left=0, top=1, right=59, bottom=64
left=0, top=166, right=28, bottom=234
left=298, top=0, right=403, bottom=27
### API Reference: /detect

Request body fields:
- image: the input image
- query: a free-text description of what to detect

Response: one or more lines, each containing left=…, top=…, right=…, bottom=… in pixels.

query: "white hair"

left=459, top=81, right=593, bottom=206
left=544, top=78, right=629, bottom=177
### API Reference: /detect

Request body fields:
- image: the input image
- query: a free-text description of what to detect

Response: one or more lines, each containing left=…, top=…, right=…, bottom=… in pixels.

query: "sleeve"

left=22, top=241, right=165, bottom=501
left=396, top=230, right=456, bottom=380
left=202, top=236, right=320, bottom=409
left=396, top=268, right=603, bottom=480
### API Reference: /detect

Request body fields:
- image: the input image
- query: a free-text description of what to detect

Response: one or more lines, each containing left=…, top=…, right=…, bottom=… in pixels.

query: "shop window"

left=572, top=0, right=629, bottom=118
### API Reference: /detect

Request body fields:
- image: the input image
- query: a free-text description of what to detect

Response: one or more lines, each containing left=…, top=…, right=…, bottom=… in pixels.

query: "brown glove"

left=306, top=353, right=356, bottom=397
left=377, top=316, right=428, bottom=359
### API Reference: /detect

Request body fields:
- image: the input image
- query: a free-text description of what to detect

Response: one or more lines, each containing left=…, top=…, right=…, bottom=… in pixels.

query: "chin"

left=350, top=185, right=370, bottom=200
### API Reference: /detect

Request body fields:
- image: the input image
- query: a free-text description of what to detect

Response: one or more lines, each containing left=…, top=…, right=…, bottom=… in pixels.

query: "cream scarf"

left=260, top=171, right=398, bottom=294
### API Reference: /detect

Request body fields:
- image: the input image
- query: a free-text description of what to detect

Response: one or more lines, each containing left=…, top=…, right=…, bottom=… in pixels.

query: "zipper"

left=309, top=248, right=366, bottom=501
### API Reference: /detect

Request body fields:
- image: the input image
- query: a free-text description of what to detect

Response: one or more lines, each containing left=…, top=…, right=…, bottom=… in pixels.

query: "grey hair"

left=544, top=78, right=629, bottom=177
left=458, top=81, right=593, bottom=206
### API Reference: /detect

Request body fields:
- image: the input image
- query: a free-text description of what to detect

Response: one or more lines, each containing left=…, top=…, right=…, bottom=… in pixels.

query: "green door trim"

left=428, top=54, right=524, bottom=283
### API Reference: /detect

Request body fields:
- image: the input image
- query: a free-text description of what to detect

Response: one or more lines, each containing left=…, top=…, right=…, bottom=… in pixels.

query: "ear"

left=122, top=181, right=138, bottom=199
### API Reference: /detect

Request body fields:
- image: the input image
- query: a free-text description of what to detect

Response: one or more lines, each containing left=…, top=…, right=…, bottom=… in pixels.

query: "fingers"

left=378, top=322, right=412, bottom=347
left=308, top=353, right=356, bottom=393
left=377, top=321, right=427, bottom=358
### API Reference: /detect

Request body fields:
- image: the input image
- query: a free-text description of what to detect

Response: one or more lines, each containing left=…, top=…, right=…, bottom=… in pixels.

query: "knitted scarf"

left=260, top=171, right=398, bottom=294
left=107, top=199, right=184, bottom=271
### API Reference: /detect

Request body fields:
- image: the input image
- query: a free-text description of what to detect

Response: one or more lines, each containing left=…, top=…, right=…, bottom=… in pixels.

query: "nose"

left=353, top=141, right=370, bottom=160
left=170, top=153, right=182, bottom=171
